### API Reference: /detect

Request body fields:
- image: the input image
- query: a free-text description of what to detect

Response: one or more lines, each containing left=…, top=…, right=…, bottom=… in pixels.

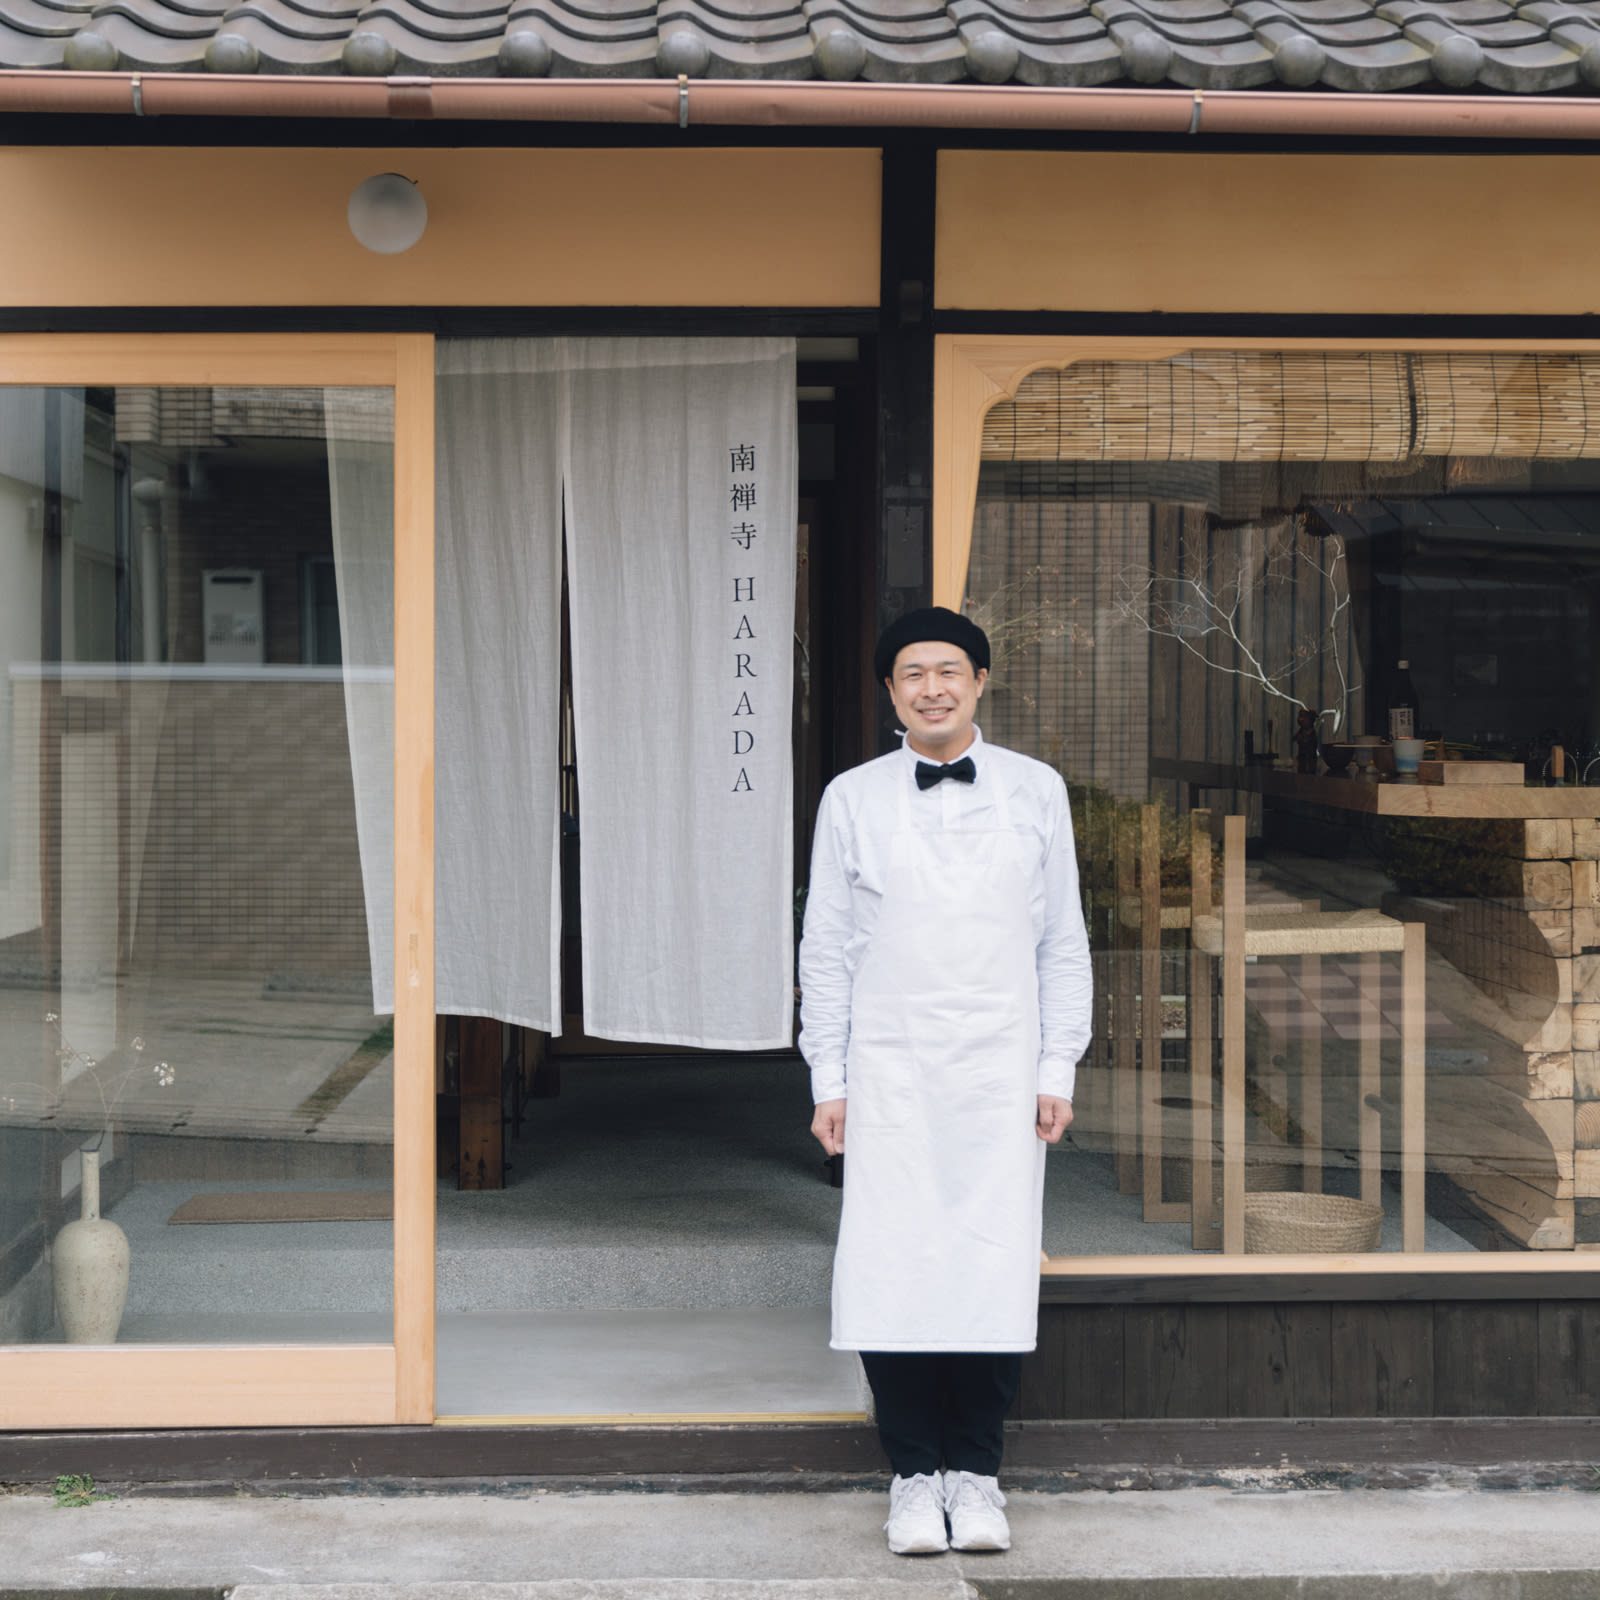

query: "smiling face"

left=887, top=641, right=987, bottom=760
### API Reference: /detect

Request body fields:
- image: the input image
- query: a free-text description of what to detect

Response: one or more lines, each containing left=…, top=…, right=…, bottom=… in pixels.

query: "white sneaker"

left=943, top=1470, right=1010, bottom=1551
left=884, top=1472, right=949, bottom=1555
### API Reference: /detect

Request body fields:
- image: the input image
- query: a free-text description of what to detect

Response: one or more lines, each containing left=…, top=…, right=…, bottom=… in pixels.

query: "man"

left=798, top=605, right=1092, bottom=1556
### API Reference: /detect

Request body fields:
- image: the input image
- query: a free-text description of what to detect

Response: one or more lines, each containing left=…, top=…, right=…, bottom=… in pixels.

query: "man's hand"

left=812, top=1098, right=846, bottom=1156
left=1036, top=1095, right=1073, bottom=1144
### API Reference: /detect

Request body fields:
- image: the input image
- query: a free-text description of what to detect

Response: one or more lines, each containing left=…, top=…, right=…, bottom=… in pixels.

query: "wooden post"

left=875, top=143, right=936, bottom=744
left=458, top=1016, right=505, bottom=1192
left=1114, top=811, right=1139, bottom=1194
left=433, top=1015, right=456, bottom=1183
left=1300, top=953, right=1324, bottom=1195
left=1142, top=804, right=1182, bottom=1222
left=1082, top=786, right=1113, bottom=1155
left=1083, top=905, right=1113, bottom=1155
left=1189, top=809, right=1217, bottom=1249
left=1402, top=923, right=1426, bottom=1252
left=1359, top=951, right=1382, bottom=1208
left=1221, top=814, right=1247, bottom=1254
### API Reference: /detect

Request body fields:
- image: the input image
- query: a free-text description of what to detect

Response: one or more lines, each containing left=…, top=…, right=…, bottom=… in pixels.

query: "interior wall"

left=937, top=151, right=1600, bottom=316
left=0, top=147, right=882, bottom=309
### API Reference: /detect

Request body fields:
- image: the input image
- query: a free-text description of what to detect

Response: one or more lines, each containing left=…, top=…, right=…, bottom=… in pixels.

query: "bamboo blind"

left=981, top=352, right=1600, bottom=462
left=1412, top=354, right=1600, bottom=459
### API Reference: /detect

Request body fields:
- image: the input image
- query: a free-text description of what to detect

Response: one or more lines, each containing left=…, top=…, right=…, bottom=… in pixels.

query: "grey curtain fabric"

left=433, top=343, right=565, bottom=1033
left=325, top=388, right=396, bottom=1013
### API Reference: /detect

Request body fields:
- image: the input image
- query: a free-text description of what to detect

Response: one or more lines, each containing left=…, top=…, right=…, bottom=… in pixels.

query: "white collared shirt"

left=798, top=726, right=1093, bottom=1104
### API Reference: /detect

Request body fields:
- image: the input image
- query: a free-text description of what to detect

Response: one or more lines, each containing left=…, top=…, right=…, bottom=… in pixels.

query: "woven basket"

left=1168, top=1155, right=1292, bottom=1205
left=1243, top=1192, right=1383, bottom=1254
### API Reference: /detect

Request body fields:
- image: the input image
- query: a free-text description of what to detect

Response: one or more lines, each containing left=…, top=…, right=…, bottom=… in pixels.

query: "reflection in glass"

left=0, top=386, right=394, bottom=1344
left=971, top=351, right=1600, bottom=1257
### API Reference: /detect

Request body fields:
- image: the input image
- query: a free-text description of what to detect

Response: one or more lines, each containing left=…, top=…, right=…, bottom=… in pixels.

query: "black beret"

left=874, top=606, right=991, bottom=685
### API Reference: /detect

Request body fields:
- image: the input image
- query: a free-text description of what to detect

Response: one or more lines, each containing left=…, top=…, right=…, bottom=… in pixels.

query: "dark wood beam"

left=1040, top=1272, right=1600, bottom=1304
left=873, top=137, right=937, bottom=754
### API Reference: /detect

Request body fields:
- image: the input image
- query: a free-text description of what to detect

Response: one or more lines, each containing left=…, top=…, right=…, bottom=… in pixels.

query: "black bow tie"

left=915, top=756, right=977, bottom=791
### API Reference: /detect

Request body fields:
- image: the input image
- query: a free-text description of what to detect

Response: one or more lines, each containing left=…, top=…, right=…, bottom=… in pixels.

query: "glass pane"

left=0, top=385, right=394, bottom=1344
left=970, top=350, right=1600, bottom=1258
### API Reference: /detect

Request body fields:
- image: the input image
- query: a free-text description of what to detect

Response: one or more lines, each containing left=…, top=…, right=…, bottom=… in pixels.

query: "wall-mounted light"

left=347, top=173, right=428, bottom=255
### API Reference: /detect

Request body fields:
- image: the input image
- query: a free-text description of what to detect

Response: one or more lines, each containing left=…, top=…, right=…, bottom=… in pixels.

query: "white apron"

left=830, top=767, right=1047, bottom=1353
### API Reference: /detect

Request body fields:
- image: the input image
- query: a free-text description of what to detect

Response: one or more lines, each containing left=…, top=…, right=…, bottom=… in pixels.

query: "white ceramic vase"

left=53, top=1149, right=129, bottom=1344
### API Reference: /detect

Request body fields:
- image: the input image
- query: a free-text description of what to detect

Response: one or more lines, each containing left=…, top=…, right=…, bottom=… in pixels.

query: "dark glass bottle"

left=1388, top=660, right=1418, bottom=741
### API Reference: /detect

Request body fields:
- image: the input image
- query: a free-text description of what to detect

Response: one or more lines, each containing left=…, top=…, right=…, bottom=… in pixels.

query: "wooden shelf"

left=1150, top=758, right=1600, bottom=819
left=1260, top=771, right=1600, bottom=819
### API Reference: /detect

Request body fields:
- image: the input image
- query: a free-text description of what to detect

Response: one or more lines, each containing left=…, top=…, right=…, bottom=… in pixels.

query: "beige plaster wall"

left=0, top=147, right=882, bottom=308
left=938, top=150, right=1600, bottom=316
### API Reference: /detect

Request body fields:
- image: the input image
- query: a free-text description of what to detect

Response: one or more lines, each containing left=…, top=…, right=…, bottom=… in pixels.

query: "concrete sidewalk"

left=3, top=1484, right=1600, bottom=1598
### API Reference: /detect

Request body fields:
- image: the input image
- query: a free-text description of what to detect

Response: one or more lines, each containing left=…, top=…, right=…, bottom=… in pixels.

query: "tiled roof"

left=10, top=0, right=1600, bottom=95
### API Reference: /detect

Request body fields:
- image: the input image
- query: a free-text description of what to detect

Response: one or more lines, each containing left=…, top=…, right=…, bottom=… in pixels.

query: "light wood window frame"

left=935, top=332, right=1600, bottom=1284
left=0, top=334, right=436, bottom=1428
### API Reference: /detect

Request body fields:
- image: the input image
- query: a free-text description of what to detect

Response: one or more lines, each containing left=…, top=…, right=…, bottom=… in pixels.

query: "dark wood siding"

left=1329, top=1303, right=1433, bottom=1417
left=1016, top=1299, right=1600, bottom=1420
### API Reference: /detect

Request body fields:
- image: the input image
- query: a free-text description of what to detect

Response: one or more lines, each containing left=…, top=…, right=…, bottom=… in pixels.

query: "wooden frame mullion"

left=392, top=332, right=436, bottom=1425
left=0, top=333, right=435, bottom=1430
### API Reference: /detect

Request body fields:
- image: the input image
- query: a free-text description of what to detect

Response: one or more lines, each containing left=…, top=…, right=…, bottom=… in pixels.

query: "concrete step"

left=6, top=1490, right=1599, bottom=1596
left=233, top=1586, right=974, bottom=1600
left=11, top=1573, right=1600, bottom=1600
left=224, top=1582, right=1600, bottom=1600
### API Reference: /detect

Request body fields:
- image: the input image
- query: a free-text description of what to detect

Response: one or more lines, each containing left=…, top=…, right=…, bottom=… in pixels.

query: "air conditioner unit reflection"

left=202, top=568, right=264, bottom=665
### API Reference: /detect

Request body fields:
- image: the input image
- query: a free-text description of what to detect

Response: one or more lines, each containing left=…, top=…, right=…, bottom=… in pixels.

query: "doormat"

left=167, top=1191, right=393, bottom=1225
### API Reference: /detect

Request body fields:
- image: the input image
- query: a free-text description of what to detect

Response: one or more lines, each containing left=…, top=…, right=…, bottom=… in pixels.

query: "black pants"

left=859, top=1351, right=1022, bottom=1479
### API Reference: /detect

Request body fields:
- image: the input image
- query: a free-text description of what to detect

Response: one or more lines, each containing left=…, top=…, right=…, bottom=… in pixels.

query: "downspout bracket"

left=386, top=75, right=435, bottom=118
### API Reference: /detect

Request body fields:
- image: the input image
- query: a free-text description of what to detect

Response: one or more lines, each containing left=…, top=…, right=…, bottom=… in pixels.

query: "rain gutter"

left=3, top=71, right=1600, bottom=140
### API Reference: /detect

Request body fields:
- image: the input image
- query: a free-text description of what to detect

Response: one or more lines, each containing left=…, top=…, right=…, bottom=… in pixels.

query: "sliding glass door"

left=0, top=336, right=434, bottom=1428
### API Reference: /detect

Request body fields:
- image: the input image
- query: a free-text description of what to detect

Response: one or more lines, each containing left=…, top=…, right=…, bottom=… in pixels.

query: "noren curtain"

left=563, top=337, right=797, bottom=1049
left=407, top=338, right=797, bottom=1048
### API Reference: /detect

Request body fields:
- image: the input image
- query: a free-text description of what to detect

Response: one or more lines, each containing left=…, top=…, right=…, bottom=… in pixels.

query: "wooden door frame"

left=0, top=334, right=435, bottom=1428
